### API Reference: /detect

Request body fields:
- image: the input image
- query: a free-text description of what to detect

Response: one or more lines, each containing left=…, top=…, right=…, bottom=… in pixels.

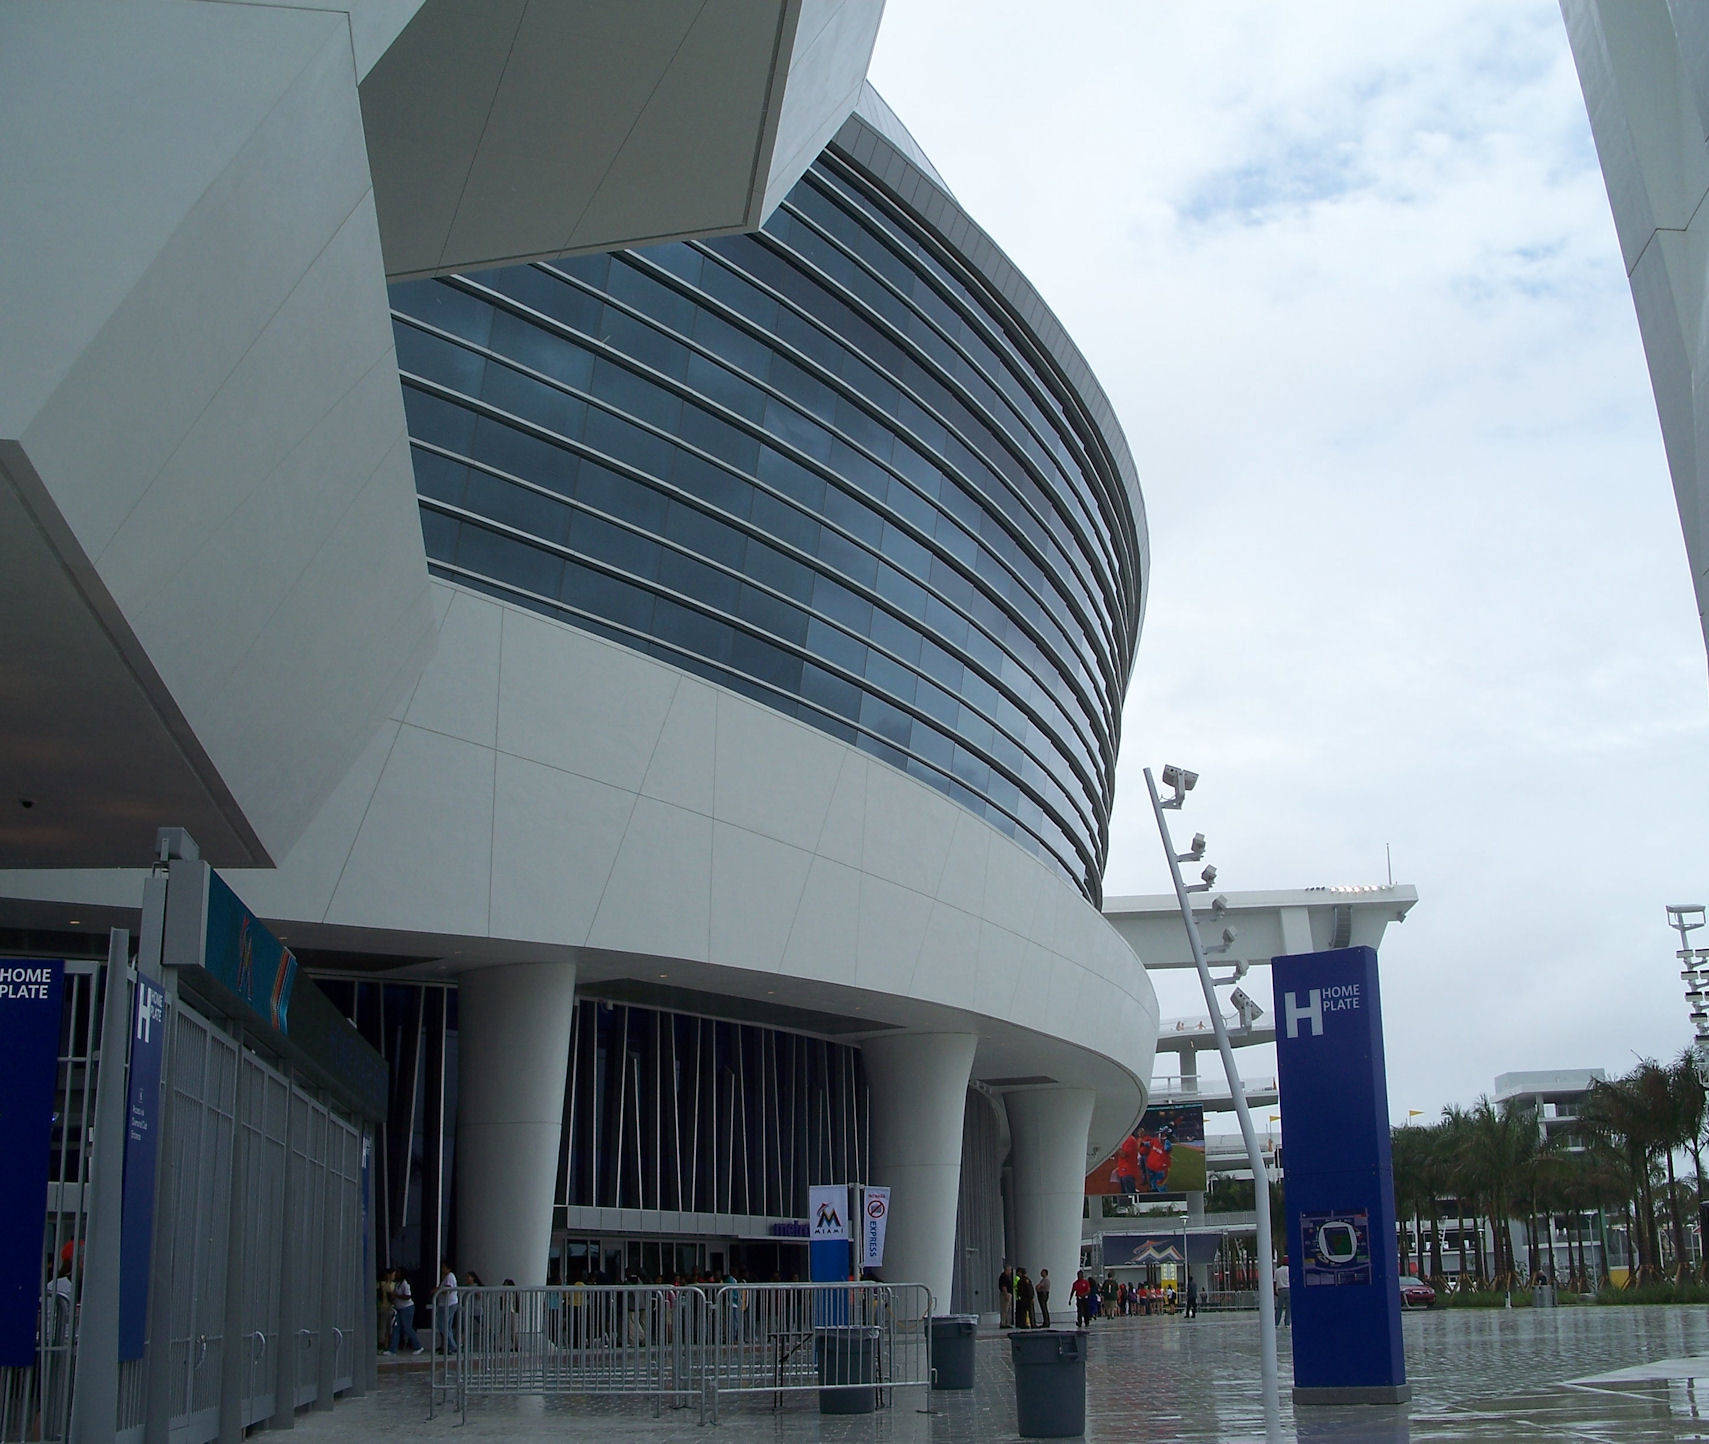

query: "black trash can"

left=1010, top=1328, right=1087, bottom=1438
left=930, top=1314, right=979, bottom=1390
left=815, top=1325, right=881, bottom=1414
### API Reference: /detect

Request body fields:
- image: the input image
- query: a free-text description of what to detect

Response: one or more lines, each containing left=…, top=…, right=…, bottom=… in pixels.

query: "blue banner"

left=119, top=974, right=166, bottom=1360
left=204, top=871, right=296, bottom=1034
left=0, top=960, right=64, bottom=1367
left=1272, top=946, right=1408, bottom=1402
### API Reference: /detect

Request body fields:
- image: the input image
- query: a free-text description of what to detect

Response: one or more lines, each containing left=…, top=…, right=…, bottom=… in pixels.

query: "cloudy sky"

left=868, top=1, right=1709, bottom=1120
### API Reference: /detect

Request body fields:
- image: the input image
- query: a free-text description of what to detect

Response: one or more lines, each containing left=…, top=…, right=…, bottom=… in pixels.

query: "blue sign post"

left=119, top=975, right=167, bottom=1360
left=0, top=959, right=64, bottom=1367
left=1272, top=945, right=1409, bottom=1405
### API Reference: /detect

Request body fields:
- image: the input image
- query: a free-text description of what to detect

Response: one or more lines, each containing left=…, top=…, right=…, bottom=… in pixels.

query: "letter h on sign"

left=1284, top=989, right=1323, bottom=1039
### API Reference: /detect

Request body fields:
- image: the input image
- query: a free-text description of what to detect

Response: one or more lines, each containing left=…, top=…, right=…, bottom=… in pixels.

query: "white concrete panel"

left=588, top=797, right=712, bottom=962
left=971, top=920, right=1026, bottom=1023
left=21, top=17, right=373, bottom=557
left=98, top=206, right=399, bottom=622
left=210, top=0, right=425, bottom=79
left=196, top=434, right=435, bottom=849
left=358, top=0, right=528, bottom=277
left=982, top=834, right=1045, bottom=940
left=912, top=900, right=979, bottom=1009
left=566, top=2, right=779, bottom=248
left=447, top=3, right=700, bottom=264
left=812, top=752, right=868, bottom=868
left=852, top=873, right=933, bottom=995
left=935, top=810, right=992, bottom=916
left=1007, top=941, right=1055, bottom=1034
left=223, top=719, right=401, bottom=923
left=710, top=821, right=813, bottom=972
left=713, top=695, right=840, bottom=852
left=1593, top=1, right=1709, bottom=243
left=489, top=753, right=636, bottom=945
left=326, top=722, right=494, bottom=934
left=497, top=609, right=679, bottom=791
left=860, top=762, right=954, bottom=893
left=0, top=2, right=342, bottom=439
left=640, top=679, right=717, bottom=816
left=1043, top=955, right=1083, bottom=1042
left=760, top=0, right=886, bottom=218
left=403, top=589, right=503, bottom=748
left=782, top=855, right=861, bottom=983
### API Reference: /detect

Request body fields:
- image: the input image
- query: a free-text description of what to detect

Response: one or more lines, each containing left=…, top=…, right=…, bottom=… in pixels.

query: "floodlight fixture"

left=1177, top=832, right=1207, bottom=864
left=1159, top=764, right=1198, bottom=809
left=1210, top=894, right=1229, bottom=917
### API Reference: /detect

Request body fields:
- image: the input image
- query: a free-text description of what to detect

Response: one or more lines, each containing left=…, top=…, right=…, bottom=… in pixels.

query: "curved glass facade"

left=391, top=132, right=1143, bottom=900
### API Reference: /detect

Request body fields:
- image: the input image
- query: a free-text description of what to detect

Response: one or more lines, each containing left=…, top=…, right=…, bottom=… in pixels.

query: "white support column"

left=1006, top=1087, right=1095, bottom=1304
left=455, top=963, right=577, bottom=1287
left=863, top=1032, right=977, bottom=1312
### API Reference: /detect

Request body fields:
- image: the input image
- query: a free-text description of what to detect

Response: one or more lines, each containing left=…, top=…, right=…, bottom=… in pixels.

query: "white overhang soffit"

left=361, top=0, right=886, bottom=282
left=1101, top=884, right=1418, bottom=972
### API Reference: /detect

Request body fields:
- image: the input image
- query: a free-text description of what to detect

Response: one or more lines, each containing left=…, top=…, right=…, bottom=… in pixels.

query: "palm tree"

left=1584, top=1062, right=1679, bottom=1283
left=1669, top=1048, right=1707, bottom=1278
left=1451, top=1095, right=1539, bottom=1292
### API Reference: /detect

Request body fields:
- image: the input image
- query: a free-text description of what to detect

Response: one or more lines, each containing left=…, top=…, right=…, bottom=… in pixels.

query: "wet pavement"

left=291, top=1304, right=1709, bottom=1441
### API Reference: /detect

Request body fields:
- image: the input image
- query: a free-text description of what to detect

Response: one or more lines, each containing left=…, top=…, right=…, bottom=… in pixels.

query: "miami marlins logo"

left=815, top=1200, right=842, bottom=1231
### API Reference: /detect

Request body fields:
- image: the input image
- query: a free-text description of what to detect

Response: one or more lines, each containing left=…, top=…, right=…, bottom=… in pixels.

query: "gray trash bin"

left=1531, top=1284, right=1557, bottom=1309
left=930, top=1314, right=979, bottom=1390
left=815, top=1326, right=881, bottom=1414
left=1010, top=1328, right=1086, bottom=1438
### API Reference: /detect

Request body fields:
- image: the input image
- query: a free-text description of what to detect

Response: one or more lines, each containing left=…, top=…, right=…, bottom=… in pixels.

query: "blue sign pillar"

left=0, top=959, right=64, bottom=1367
left=1272, top=945, right=1409, bottom=1405
left=119, top=975, right=167, bottom=1360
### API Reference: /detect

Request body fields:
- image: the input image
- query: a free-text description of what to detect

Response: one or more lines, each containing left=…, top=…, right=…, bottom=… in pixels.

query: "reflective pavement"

left=294, top=1305, right=1709, bottom=1441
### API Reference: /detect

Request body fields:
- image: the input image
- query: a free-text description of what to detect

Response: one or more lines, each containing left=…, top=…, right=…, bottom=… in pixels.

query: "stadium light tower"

left=1145, top=766, right=1278, bottom=1422
left=1667, top=905, right=1709, bottom=1060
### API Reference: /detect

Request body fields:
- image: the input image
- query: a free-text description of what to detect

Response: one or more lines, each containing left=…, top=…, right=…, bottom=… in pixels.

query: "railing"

left=431, top=1284, right=708, bottom=1421
left=701, top=1282, right=931, bottom=1422
left=429, top=1281, right=933, bottom=1425
left=1148, top=1074, right=1278, bottom=1102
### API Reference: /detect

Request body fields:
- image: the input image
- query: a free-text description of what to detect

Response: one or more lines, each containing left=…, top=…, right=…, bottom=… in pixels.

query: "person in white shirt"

left=439, top=1262, right=460, bottom=1353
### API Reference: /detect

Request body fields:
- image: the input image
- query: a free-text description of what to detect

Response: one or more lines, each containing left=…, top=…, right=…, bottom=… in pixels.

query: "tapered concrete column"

left=455, top=963, right=577, bottom=1286
left=863, top=1033, right=977, bottom=1312
left=1005, top=1087, right=1096, bottom=1297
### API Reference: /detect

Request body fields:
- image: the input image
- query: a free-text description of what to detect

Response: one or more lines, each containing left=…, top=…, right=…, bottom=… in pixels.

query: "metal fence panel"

left=702, top=1282, right=930, bottom=1422
left=431, top=1285, right=709, bottom=1421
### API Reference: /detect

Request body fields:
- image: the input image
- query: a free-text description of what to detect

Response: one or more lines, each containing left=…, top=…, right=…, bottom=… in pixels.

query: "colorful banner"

left=1085, top=1102, right=1207, bottom=1200
left=860, top=1186, right=890, bottom=1268
left=203, top=871, right=297, bottom=1034
left=119, top=974, right=167, bottom=1359
left=0, top=960, right=64, bottom=1366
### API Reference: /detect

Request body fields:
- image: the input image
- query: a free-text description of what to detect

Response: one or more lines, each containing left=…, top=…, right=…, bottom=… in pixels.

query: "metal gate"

left=161, top=1012, right=239, bottom=1442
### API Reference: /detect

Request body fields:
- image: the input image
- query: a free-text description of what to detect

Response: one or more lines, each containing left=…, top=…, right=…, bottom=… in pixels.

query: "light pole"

left=1666, top=905, right=1709, bottom=1277
left=1144, top=765, right=1279, bottom=1421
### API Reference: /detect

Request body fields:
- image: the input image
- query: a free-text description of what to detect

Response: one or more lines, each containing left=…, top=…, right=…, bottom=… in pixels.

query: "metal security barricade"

left=430, top=1284, right=709, bottom=1422
left=702, top=1282, right=931, bottom=1423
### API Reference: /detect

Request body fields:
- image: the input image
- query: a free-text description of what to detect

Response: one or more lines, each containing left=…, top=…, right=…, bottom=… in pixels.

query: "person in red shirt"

left=1071, top=1270, right=1094, bottom=1329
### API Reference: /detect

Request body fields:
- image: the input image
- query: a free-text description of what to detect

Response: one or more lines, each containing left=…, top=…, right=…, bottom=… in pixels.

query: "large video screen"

left=1085, top=1103, right=1207, bottom=1201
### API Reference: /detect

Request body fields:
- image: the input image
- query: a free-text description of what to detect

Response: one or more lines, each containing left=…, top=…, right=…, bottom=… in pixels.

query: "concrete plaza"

left=294, top=1305, right=1709, bottom=1442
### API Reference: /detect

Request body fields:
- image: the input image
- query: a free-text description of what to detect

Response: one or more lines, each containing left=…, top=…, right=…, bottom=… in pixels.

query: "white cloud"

left=871, top=0, right=1709, bottom=1114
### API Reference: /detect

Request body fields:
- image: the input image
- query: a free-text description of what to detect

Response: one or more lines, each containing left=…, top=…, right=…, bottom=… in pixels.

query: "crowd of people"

left=997, top=1265, right=1201, bottom=1329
